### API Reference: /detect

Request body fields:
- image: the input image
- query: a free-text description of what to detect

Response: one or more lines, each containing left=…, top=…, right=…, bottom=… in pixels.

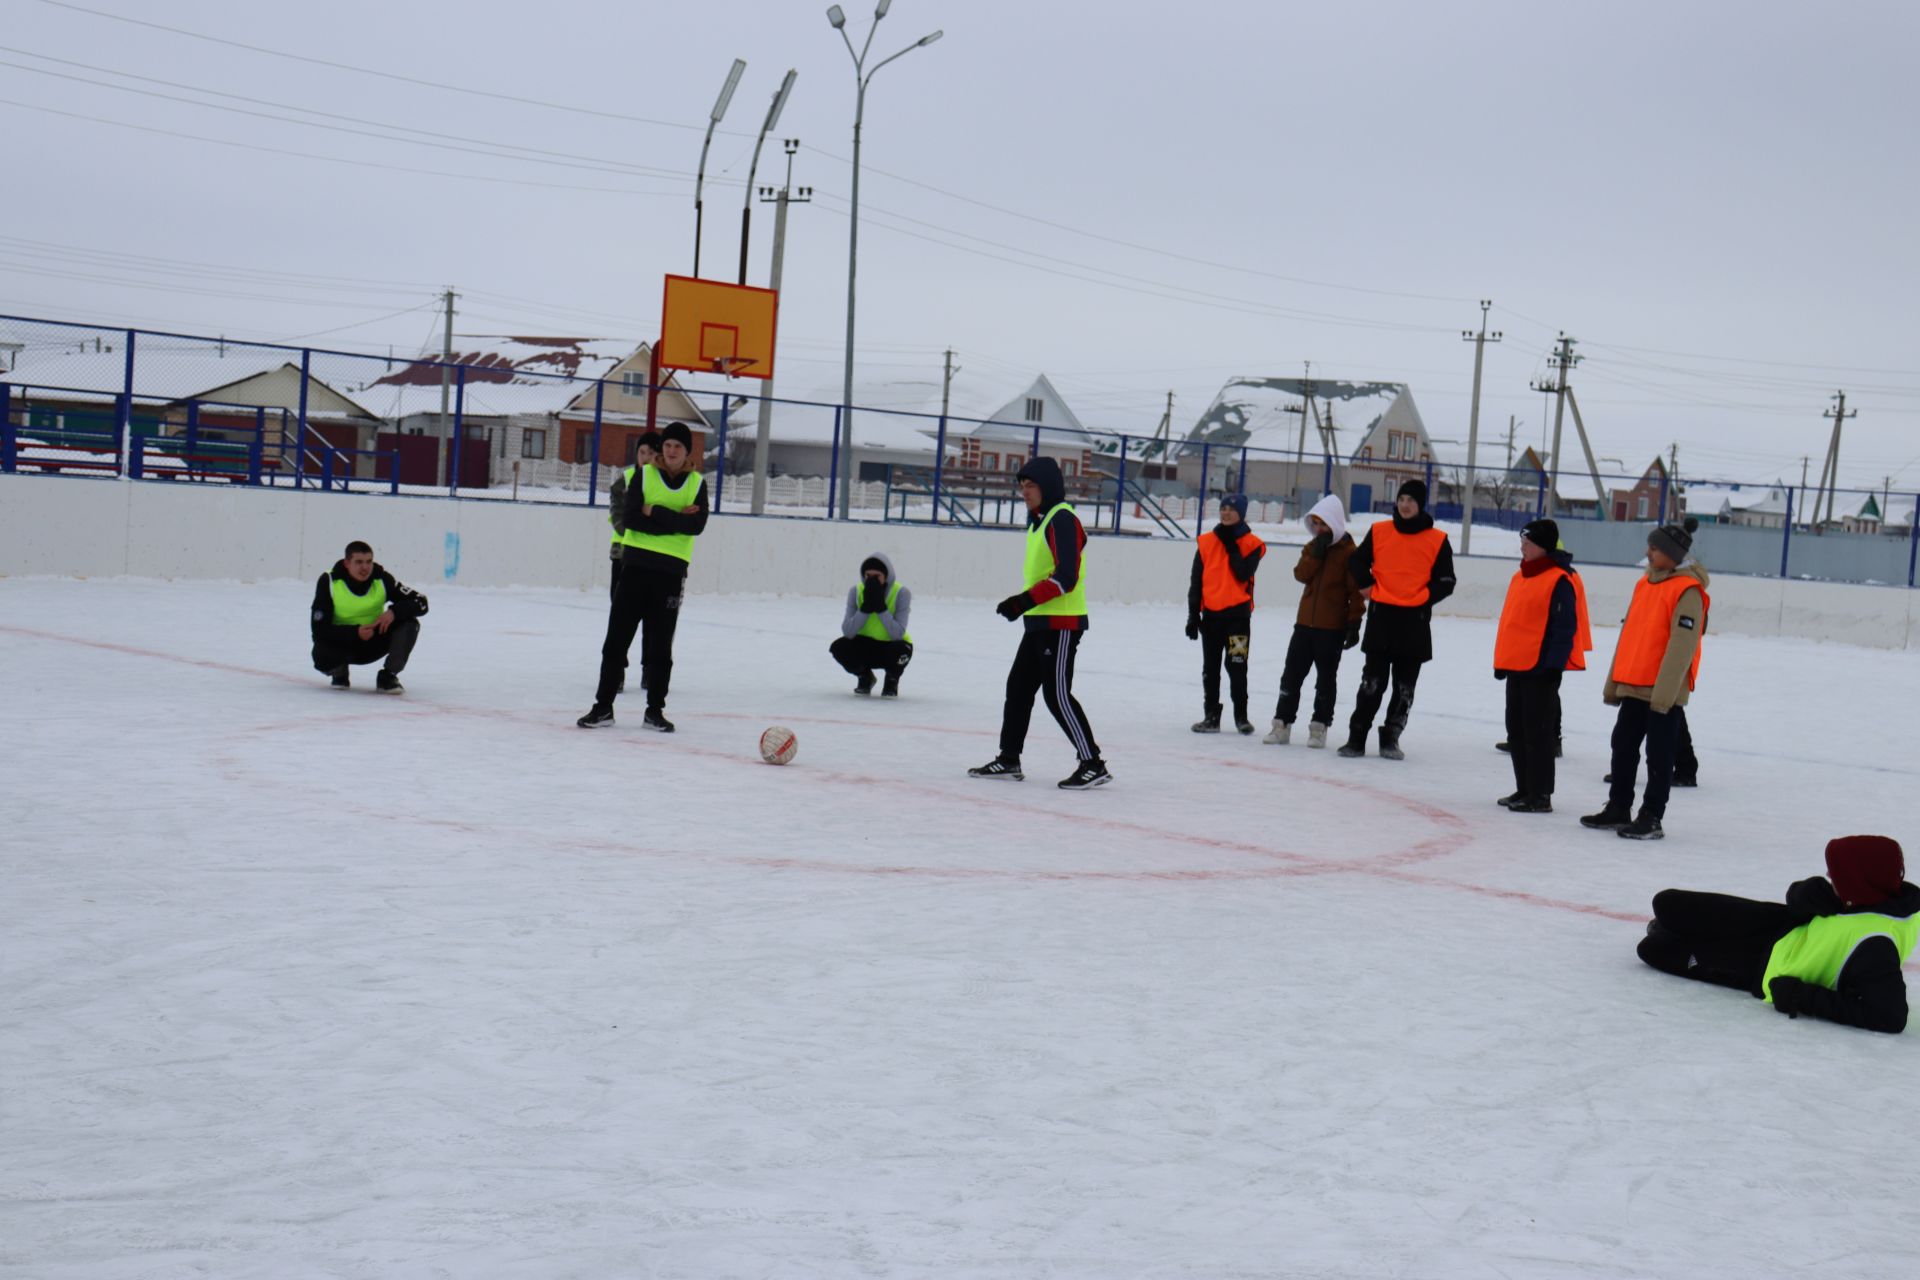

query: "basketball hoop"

left=711, top=356, right=757, bottom=379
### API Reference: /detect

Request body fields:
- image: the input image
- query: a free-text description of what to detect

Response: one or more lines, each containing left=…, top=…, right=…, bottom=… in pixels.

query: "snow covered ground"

left=3, top=578, right=1915, bottom=1279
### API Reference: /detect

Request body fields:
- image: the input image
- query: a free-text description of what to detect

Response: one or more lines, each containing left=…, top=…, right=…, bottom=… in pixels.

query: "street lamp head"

left=710, top=58, right=746, bottom=122
left=874, top=0, right=891, bottom=17
left=826, top=5, right=846, bottom=28
left=918, top=29, right=944, bottom=45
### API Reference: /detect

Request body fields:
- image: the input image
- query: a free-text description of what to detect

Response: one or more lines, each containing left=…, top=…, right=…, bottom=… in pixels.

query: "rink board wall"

left=3, top=474, right=1916, bottom=650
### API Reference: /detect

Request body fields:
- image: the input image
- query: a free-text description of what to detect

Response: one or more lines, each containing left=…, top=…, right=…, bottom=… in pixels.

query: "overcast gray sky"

left=4, top=0, right=1916, bottom=491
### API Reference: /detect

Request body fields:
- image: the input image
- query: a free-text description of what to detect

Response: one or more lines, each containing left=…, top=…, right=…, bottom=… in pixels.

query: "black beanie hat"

left=1521, top=518, right=1560, bottom=551
left=1397, top=478, right=1428, bottom=510
left=1220, top=493, right=1249, bottom=519
left=1648, top=516, right=1698, bottom=564
left=860, top=556, right=887, bottom=578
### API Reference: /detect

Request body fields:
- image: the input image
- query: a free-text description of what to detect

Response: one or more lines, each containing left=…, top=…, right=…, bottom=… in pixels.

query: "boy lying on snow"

left=1636, top=835, right=1917, bottom=1033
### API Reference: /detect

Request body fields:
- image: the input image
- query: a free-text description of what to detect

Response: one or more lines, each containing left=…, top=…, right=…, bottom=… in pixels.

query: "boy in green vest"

left=1635, top=835, right=1917, bottom=1033
left=830, top=553, right=914, bottom=696
left=968, top=457, right=1111, bottom=790
left=577, top=422, right=708, bottom=731
left=605, top=430, right=661, bottom=694
left=309, top=540, right=429, bottom=693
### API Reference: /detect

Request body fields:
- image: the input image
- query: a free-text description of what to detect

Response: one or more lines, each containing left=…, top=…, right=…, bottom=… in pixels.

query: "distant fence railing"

left=3, top=311, right=1915, bottom=586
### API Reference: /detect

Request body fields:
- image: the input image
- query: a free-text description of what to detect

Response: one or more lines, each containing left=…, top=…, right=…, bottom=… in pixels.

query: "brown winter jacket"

left=1294, top=533, right=1367, bottom=631
left=1603, top=560, right=1710, bottom=715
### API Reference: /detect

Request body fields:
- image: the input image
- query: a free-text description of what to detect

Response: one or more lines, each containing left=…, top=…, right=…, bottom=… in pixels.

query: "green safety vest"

left=1023, top=503, right=1088, bottom=618
left=618, top=464, right=703, bottom=562
left=330, top=576, right=388, bottom=627
left=1762, top=910, right=1920, bottom=1004
left=610, top=464, right=635, bottom=544
left=855, top=580, right=913, bottom=644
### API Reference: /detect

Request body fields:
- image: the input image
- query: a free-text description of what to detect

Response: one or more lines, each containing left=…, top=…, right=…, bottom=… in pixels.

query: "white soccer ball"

left=759, top=725, right=798, bottom=765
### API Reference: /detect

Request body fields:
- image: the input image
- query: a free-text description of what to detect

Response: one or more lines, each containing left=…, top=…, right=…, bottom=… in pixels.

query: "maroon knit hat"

left=1825, top=835, right=1905, bottom=907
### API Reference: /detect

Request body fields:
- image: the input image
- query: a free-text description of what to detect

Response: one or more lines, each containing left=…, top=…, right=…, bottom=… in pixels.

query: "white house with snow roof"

left=950, top=374, right=1098, bottom=481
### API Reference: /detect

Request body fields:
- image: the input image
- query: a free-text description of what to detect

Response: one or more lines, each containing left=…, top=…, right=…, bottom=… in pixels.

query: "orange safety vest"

left=1367, top=523, right=1447, bottom=607
left=1608, top=573, right=1709, bottom=690
left=1197, top=528, right=1265, bottom=612
left=1567, top=570, right=1594, bottom=671
left=1494, top=565, right=1571, bottom=673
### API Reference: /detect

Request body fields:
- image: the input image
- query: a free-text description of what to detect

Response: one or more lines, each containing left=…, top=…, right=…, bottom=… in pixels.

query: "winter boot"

left=1336, top=730, right=1368, bottom=759
left=1234, top=714, right=1255, bottom=735
left=1058, top=758, right=1113, bottom=790
left=854, top=673, right=876, bottom=697
left=642, top=708, right=675, bottom=733
left=1672, top=773, right=1698, bottom=788
left=1580, top=803, right=1632, bottom=830
left=1307, top=722, right=1329, bottom=749
left=576, top=704, right=614, bottom=728
left=1618, top=813, right=1665, bottom=840
left=968, top=755, right=1024, bottom=781
left=1191, top=710, right=1222, bottom=734
left=1376, top=730, right=1405, bottom=761
left=1263, top=720, right=1291, bottom=746
left=329, top=666, right=350, bottom=690
left=881, top=671, right=901, bottom=698
left=376, top=670, right=403, bottom=695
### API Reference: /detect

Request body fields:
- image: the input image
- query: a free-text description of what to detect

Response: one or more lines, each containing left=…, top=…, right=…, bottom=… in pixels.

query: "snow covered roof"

left=1683, top=482, right=1791, bottom=517
left=1176, top=376, right=1423, bottom=463
left=345, top=335, right=636, bottom=420
left=969, top=373, right=1095, bottom=446
left=2, top=338, right=379, bottom=417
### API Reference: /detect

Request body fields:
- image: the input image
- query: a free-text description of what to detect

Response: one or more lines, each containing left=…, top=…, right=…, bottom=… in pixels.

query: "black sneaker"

left=375, top=670, right=403, bottom=695
left=642, top=708, right=675, bottom=733
left=1619, top=814, right=1664, bottom=840
left=1580, top=805, right=1632, bottom=830
left=1673, top=775, right=1698, bottom=788
left=577, top=704, right=614, bottom=728
left=1058, top=759, right=1112, bottom=790
left=854, top=674, right=876, bottom=697
left=1234, top=717, right=1255, bottom=735
left=1495, top=740, right=1511, bottom=753
left=329, top=667, right=350, bottom=690
left=1496, top=791, right=1526, bottom=808
left=1507, top=795, right=1553, bottom=814
left=881, top=673, right=900, bottom=698
left=968, top=756, right=1024, bottom=781
left=1191, top=712, right=1221, bottom=734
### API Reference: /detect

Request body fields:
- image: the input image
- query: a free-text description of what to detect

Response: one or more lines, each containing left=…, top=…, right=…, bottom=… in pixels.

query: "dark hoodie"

left=1013, top=457, right=1086, bottom=632
left=309, top=561, right=429, bottom=646
left=1772, top=877, right=1920, bottom=1033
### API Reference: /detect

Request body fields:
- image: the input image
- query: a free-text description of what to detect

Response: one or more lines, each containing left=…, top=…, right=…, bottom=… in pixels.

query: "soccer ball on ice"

left=759, top=726, right=798, bottom=766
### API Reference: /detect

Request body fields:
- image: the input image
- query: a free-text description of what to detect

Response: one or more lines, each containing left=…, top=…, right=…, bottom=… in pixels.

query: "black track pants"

left=999, top=629, right=1100, bottom=762
left=312, top=617, right=419, bottom=675
left=595, top=566, right=682, bottom=709
left=1638, top=889, right=1799, bottom=994
left=1199, top=614, right=1251, bottom=718
left=1609, top=699, right=1682, bottom=819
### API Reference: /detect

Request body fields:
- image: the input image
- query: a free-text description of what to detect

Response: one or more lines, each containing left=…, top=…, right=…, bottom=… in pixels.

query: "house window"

left=1007, top=455, right=1025, bottom=473
left=1636, top=494, right=1648, bottom=519
left=1061, top=459, right=1078, bottom=477
left=1361, top=447, right=1373, bottom=462
left=521, top=428, right=547, bottom=459
left=981, top=451, right=999, bottom=471
left=621, top=371, right=647, bottom=397
left=575, top=432, right=598, bottom=463
left=1026, top=398, right=1044, bottom=422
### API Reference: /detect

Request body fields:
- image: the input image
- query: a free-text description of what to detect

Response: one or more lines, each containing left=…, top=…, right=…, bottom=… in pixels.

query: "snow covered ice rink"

left=4, top=575, right=1917, bottom=1279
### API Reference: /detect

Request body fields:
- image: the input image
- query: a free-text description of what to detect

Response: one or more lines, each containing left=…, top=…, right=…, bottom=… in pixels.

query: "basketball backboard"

left=659, top=275, right=779, bottom=380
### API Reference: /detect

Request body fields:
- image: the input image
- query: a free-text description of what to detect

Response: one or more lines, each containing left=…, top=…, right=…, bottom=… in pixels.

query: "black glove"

left=1185, top=614, right=1200, bottom=641
left=995, top=592, right=1032, bottom=621
left=1769, top=977, right=1810, bottom=1018
left=1494, top=669, right=1508, bottom=681
left=1308, top=531, right=1332, bottom=558
left=860, top=580, right=887, bottom=612
left=1343, top=622, right=1361, bottom=650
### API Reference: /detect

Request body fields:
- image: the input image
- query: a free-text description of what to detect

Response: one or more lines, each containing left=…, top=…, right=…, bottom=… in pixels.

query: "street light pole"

left=827, top=2, right=943, bottom=519
left=693, top=58, right=747, bottom=277
left=740, top=69, right=797, bottom=285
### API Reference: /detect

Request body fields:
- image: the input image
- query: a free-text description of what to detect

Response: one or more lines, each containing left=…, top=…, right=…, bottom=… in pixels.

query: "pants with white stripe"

left=999, top=628, right=1101, bottom=763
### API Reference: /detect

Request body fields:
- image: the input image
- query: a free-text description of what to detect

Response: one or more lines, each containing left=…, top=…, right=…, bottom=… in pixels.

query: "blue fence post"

left=1114, top=435, right=1129, bottom=535
left=713, top=395, right=729, bottom=513
left=184, top=400, right=200, bottom=478
left=249, top=407, right=264, bottom=484
left=117, top=329, right=135, bottom=477
left=449, top=366, right=467, bottom=498
left=883, top=464, right=895, bottom=522
left=128, top=432, right=144, bottom=479
left=587, top=379, right=605, bottom=508
left=1908, top=494, right=1918, bottom=589
left=1195, top=442, right=1212, bottom=536
left=1425, top=457, right=1434, bottom=508
left=388, top=449, right=400, bottom=495
left=1322, top=450, right=1332, bottom=503
left=1780, top=487, right=1794, bottom=578
left=322, top=448, right=335, bottom=492
left=295, top=349, right=312, bottom=490
left=1238, top=444, right=1249, bottom=498
left=931, top=412, right=948, bottom=525
left=1030, top=422, right=1041, bottom=463
left=826, top=406, right=842, bottom=520
left=1535, top=469, right=1547, bottom=517
left=1656, top=469, right=1670, bottom=525
left=0, top=382, right=13, bottom=473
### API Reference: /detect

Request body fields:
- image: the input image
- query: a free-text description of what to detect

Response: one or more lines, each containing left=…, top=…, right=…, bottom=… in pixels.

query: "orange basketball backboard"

left=659, top=275, right=779, bottom=380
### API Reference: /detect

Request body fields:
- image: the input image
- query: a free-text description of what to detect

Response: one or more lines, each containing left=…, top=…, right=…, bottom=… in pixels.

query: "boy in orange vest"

left=1491, top=519, right=1590, bottom=812
left=1185, top=494, right=1265, bottom=734
left=1338, top=479, right=1456, bottom=760
left=1581, top=517, right=1707, bottom=840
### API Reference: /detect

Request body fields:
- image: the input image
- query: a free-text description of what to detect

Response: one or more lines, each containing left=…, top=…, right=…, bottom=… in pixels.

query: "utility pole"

left=941, top=348, right=958, bottom=419
left=1292, top=360, right=1315, bottom=515
left=1530, top=333, right=1579, bottom=519
left=1812, top=390, right=1855, bottom=533
left=749, top=140, right=811, bottom=515
left=1504, top=415, right=1517, bottom=469
left=436, top=287, right=457, bottom=487
left=1458, top=299, right=1502, bottom=555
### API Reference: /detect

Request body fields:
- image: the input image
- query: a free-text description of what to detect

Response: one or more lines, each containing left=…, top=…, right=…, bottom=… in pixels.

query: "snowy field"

left=3, top=576, right=1916, bottom=1279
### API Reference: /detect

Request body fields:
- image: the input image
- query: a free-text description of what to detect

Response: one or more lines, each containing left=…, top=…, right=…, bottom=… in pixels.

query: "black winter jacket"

left=310, top=561, right=429, bottom=646
left=618, top=464, right=711, bottom=577
left=1772, top=878, right=1919, bottom=1034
